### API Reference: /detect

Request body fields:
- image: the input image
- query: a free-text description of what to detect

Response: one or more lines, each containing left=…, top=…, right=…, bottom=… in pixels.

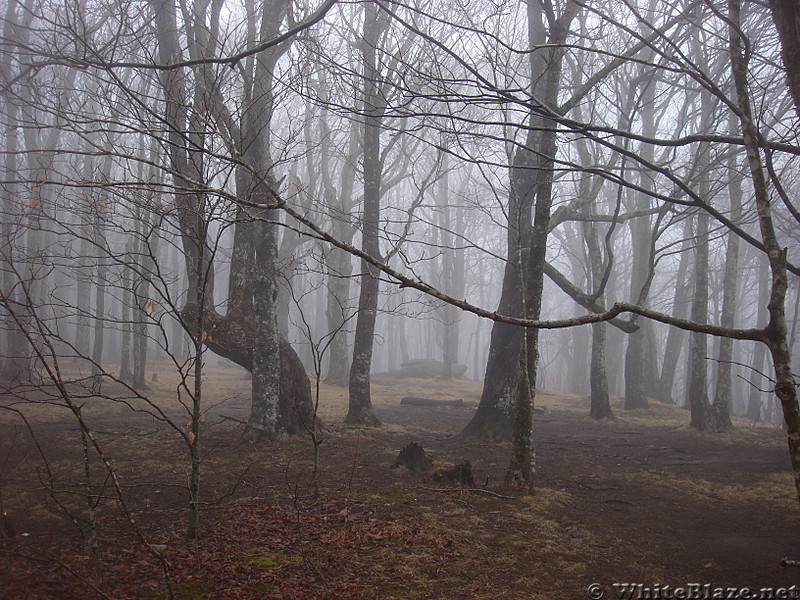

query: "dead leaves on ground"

left=0, top=500, right=455, bottom=600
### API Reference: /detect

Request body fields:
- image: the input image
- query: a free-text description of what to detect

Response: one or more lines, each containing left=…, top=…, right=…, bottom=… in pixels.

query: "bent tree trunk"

left=152, top=0, right=314, bottom=437
left=182, top=302, right=314, bottom=435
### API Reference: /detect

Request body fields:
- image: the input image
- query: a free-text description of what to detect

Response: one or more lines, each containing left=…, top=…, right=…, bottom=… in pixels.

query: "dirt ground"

left=1, top=363, right=799, bottom=599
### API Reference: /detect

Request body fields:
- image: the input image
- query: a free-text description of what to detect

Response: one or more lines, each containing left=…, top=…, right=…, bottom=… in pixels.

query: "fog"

left=1, top=0, right=799, bottom=595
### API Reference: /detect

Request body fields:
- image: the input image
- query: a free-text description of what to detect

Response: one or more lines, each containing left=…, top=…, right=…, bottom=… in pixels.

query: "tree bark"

left=768, top=0, right=800, bottom=120
left=687, top=210, right=716, bottom=429
left=746, top=260, right=770, bottom=421
left=730, top=0, right=800, bottom=502
left=623, top=79, right=657, bottom=410
left=584, top=214, right=614, bottom=420
left=119, top=240, right=134, bottom=382
left=90, top=198, right=108, bottom=377
left=132, top=207, right=156, bottom=390
left=317, top=70, right=359, bottom=386
left=437, top=150, right=464, bottom=379
left=461, top=0, right=546, bottom=440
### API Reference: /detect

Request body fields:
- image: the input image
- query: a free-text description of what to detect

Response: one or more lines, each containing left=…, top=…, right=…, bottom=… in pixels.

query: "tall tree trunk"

left=747, top=256, right=771, bottom=420
left=584, top=216, right=614, bottom=419
left=74, top=206, right=92, bottom=361
left=461, top=0, right=547, bottom=440
left=325, top=229, right=354, bottom=385
left=687, top=7, right=728, bottom=432
left=623, top=91, right=656, bottom=410
left=90, top=188, right=109, bottom=377
left=506, top=0, right=578, bottom=489
left=250, top=207, right=281, bottom=438
left=437, top=149, right=463, bottom=379
left=242, top=0, right=293, bottom=439
left=132, top=201, right=158, bottom=390
left=346, top=1, right=385, bottom=427
left=119, top=240, right=134, bottom=382
left=320, top=69, right=359, bottom=386
left=711, top=115, right=743, bottom=430
left=654, top=223, right=692, bottom=403
left=687, top=210, right=715, bottom=429
left=151, top=0, right=314, bottom=435
left=623, top=0, right=660, bottom=410
left=0, top=0, right=28, bottom=383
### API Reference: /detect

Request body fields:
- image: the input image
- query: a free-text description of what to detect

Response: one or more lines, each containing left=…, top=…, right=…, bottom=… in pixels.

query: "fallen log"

left=400, top=396, right=465, bottom=407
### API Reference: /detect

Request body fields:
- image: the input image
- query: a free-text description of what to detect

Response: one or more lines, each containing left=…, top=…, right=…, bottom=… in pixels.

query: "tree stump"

left=392, top=442, right=434, bottom=473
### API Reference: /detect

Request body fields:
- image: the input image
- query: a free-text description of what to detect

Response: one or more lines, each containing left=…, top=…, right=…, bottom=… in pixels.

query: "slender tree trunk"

left=623, top=2, right=660, bottom=409
left=624, top=104, right=656, bottom=410
left=506, top=0, right=578, bottom=489
left=687, top=9, right=730, bottom=432
left=346, top=1, right=385, bottom=427
left=561, top=224, right=589, bottom=395
left=623, top=235, right=652, bottom=409
left=0, top=0, right=30, bottom=386
left=437, top=150, right=462, bottom=379
left=90, top=153, right=115, bottom=377
left=90, top=209, right=107, bottom=377
left=654, top=223, right=692, bottom=403
left=747, top=256, right=770, bottom=420
left=711, top=116, right=743, bottom=430
left=325, top=233, right=353, bottom=385
left=0, top=0, right=28, bottom=383
left=687, top=210, right=715, bottom=429
left=74, top=215, right=92, bottom=361
left=119, top=241, right=134, bottom=382
left=584, top=216, right=614, bottom=419
left=133, top=206, right=158, bottom=390
left=322, top=73, right=359, bottom=385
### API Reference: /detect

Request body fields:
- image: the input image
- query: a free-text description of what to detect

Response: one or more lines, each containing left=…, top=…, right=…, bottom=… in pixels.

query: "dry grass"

left=2, top=361, right=799, bottom=599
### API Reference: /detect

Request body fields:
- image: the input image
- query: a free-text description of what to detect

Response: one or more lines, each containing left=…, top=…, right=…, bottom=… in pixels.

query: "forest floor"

left=1, top=363, right=799, bottom=599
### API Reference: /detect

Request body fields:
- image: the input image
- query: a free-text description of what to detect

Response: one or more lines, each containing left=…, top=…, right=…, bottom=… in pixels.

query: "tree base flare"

left=181, top=303, right=316, bottom=436
left=344, top=409, right=381, bottom=427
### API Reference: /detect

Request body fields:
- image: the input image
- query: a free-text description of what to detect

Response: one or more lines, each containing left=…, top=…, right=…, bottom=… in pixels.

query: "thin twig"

left=417, top=485, right=515, bottom=499
left=705, top=356, right=776, bottom=383
left=219, top=414, right=248, bottom=425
